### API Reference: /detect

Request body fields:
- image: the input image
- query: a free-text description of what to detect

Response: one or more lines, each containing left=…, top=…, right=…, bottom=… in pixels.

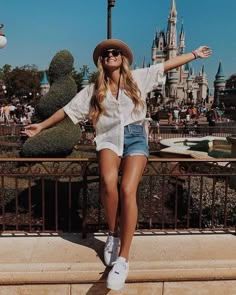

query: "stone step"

left=0, top=232, right=235, bottom=294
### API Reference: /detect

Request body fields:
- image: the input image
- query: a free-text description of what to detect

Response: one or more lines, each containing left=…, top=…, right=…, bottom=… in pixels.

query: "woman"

left=23, top=39, right=211, bottom=291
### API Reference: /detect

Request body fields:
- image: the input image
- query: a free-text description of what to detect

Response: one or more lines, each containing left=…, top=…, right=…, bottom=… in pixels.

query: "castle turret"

left=167, top=69, right=178, bottom=99
left=186, top=69, right=193, bottom=103
left=152, top=36, right=156, bottom=63
left=40, top=71, right=50, bottom=96
left=142, top=56, right=147, bottom=68
left=197, top=64, right=208, bottom=104
left=152, top=30, right=166, bottom=64
left=214, top=61, right=225, bottom=106
left=80, top=65, right=89, bottom=89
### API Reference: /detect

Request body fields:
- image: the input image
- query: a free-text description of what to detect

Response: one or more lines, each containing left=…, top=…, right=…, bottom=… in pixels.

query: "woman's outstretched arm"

left=23, top=108, right=66, bottom=137
left=164, top=46, right=212, bottom=73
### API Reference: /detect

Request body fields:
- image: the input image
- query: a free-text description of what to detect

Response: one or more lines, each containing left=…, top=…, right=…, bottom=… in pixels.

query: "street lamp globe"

left=0, top=24, right=7, bottom=49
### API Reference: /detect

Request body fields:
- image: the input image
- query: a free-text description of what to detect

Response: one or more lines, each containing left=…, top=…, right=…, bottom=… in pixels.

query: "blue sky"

left=0, top=0, right=235, bottom=91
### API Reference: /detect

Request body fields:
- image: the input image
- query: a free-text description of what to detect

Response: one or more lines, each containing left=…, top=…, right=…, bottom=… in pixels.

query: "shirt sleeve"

left=63, top=84, right=94, bottom=124
left=132, top=63, right=166, bottom=96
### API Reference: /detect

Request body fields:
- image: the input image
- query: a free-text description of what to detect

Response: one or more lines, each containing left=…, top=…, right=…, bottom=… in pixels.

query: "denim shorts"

left=123, top=124, right=149, bottom=158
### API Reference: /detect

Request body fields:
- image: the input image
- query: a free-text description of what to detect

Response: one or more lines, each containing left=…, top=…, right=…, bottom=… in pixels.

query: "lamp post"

left=0, top=24, right=7, bottom=49
left=107, top=0, right=116, bottom=39
left=2, top=85, right=7, bottom=96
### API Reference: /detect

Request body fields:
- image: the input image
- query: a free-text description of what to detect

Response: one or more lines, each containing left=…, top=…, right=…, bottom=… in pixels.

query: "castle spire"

left=170, top=0, right=177, bottom=18
left=40, top=71, right=50, bottom=96
left=167, top=0, right=177, bottom=59
left=179, top=17, right=185, bottom=54
left=214, top=61, right=226, bottom=106
left=40, top=71, right=49, bottom=85
left=215, top=61, right=225, bottom=80
left=201, top=64, right=206, bottom=77
left=81, top=65, right=90, bottom=89
left=142, top=56, right=147, bottom=68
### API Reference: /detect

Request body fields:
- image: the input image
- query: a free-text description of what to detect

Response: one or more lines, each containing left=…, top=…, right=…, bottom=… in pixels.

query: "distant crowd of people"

left=0, top=100, right=226, bottom=142
left=145, top=103, right=226, bottom=141
left=0, top=102, right=35, bottom=125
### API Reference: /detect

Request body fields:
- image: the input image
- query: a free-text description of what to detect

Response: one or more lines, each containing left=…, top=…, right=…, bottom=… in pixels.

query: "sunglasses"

left=101, top=49, right=122, bottom=58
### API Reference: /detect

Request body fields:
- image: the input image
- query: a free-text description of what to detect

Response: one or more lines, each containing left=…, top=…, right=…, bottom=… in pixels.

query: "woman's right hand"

left=22, top=123, right=43, bottom=138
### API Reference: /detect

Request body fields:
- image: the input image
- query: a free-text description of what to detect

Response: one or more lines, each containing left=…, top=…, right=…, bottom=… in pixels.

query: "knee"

left=100, top=174, right=118, bottom=193
left=120, top=183, right=136, bottom=200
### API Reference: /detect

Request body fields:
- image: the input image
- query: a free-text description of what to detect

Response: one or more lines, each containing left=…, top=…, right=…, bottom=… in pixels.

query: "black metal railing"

left=77, top=125, right=236, bottom=144
left=0, top=123, right=236, bottom=143
left=0, top=124, right=22, bottom=136
left=0, top=158, right=235, bottom=236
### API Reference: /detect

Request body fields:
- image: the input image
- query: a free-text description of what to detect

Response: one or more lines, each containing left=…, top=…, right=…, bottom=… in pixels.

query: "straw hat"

left=93, top=39, right=133, bottom=66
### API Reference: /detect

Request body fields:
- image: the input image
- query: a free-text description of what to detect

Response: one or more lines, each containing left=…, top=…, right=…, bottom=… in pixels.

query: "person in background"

left=168, top=109, right=173, bottom=125
left=3, top=103, right=10, bottom=125
left=147, top=106, right=160, bottom=142
left=173, top=106, right=180, bottom=124
left=145, top=111, right=153, bottom=141
left=23, top=39, right=211, bottom=291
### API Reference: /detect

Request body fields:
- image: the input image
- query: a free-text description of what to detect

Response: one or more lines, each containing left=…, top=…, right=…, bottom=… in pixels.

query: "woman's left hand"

left=195, top=46, right=212, bottom=58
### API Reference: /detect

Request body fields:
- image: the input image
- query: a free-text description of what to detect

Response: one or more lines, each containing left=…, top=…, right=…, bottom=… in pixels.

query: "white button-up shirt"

left=63, top=63, right=166, bottom=156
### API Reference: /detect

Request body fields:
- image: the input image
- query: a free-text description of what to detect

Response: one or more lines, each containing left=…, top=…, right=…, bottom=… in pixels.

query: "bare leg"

left=99, top=149, right=121, bottom=232
left=119, top=155, right=147, bottom=260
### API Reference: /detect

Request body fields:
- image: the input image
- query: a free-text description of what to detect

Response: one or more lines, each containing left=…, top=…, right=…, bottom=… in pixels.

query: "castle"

left=148, top=0, right=208, bottom=107
left=80, top=0, right=232, bottom=109
left=213, top=61, right=236, bottom=109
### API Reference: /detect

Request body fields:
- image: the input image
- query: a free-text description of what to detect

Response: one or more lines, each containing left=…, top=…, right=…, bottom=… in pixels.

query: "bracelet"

left=191, top=50, right=199, bottom=59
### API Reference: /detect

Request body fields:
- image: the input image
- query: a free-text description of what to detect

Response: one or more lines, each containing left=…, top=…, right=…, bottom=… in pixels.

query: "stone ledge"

left=0, top=259, right=235, bottom=285
left=0, top=233, right=235, bottom=286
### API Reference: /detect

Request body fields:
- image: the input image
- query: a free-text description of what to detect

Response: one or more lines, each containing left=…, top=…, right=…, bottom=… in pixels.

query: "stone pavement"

left=0, top=231, right=235, bottom=294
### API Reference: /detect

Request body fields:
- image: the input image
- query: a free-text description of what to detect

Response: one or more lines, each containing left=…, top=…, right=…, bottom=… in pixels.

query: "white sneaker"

left=104, top=235, right=119, bottom=266
left=106, top=256, right=129, bottom=291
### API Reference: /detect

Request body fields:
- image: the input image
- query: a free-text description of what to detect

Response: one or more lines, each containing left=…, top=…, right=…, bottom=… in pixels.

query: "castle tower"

left=152, top=30, right=166, bottom=65
left=152, top=36, right=157, bottom=64
left=40, top=71, right=50, bottom=96
left=214, top=61, right=225, bottom=106
left=167, top=69, right=178, bottom=100
left=142, top=56, right=147, bottom=68
left=174, top=16, right=186, bottom=87
left=80, top=65, right=90, bottom=89
left=197, top=65, right=209, bottom=104
left=186, top=69, right=193, bottom=103
left=165, top=0, right=178, bottom=100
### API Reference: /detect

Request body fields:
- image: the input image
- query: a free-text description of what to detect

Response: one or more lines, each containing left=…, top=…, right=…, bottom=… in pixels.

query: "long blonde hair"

left=89, top=56, right=144, bottom=126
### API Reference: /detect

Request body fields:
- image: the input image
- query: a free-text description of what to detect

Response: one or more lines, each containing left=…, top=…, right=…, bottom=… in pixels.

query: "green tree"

left=0, top=64, right=12, bottom=79
left=4, top=65, right=41, bottom=101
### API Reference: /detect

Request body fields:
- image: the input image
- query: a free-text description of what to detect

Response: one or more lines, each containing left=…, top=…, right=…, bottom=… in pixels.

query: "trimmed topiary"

left=33, top=50, right=77, bottom=121
left=21, top=50, right=82, bottom=157
left=22, top=117, right=81, bottom=157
